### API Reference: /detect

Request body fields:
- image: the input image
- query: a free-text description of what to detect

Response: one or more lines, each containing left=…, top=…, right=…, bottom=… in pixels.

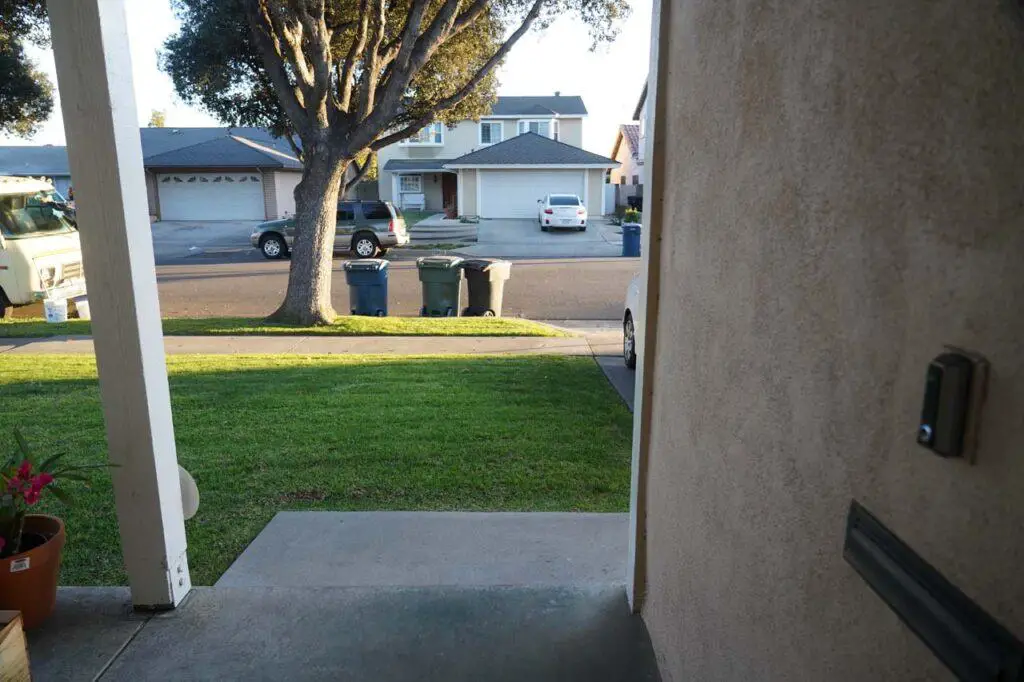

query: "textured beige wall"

left=461, top=170, right=477, bottom=215
left=642, top=1, right=1024, bottom=681
left=587, top=169, right=604, bottom=215
left=558, top=118, right=583, bottom=147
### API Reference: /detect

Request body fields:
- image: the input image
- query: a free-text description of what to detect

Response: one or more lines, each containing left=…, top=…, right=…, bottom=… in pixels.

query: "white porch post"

left=582, top=170, right=589, bottom=212
left=391, top=173, right=401, bottom=209
left=456, top=170, right=464, bottom=216
left=47, top=0, right=191, bottom=609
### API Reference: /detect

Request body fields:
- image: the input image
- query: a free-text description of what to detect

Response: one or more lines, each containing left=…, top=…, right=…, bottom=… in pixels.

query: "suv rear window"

left=550, top=195, right=580, bottom=206
left=337, top=204, right=355, bottom=221
left=361, top=203, right=392, bottom=220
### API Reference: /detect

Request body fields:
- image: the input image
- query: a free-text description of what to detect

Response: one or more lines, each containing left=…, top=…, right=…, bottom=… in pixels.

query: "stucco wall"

left=586, top=169, right=604, bottom=215
left=609, top=139, right=637, bottom=186
left=144, top=171, right=159, bottom=218
left=558, top=118, right=583, bottom=148
left=641, top=2, right=1024, bottom=681
left=272, top=171, right=301, bottom=218
left=461, top=169, right=478, bottom=216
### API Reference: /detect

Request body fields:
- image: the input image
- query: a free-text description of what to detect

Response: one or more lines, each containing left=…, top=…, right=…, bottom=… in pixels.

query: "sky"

left=0, top=0, right=651, bottom=156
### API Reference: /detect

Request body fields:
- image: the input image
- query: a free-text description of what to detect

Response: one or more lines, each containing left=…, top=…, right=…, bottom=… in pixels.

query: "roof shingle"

left=488, top=96, right=587, bottom=117
left=445, top=132, right=617, bottom=168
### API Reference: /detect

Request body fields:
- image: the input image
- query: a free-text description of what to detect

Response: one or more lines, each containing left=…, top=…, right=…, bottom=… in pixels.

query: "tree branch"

left=292, top=0, right=334, bottom=127
left=344, top=153, right=375, bottom=192
left=369, top=0, right=546, bottom=151
left=337, top=0, right=370, bottom=112
left=284, top=131, right=304, bottom=163
left=356, top=0, right=388, bottom=121
left=245, top=1, right=309, bottom=132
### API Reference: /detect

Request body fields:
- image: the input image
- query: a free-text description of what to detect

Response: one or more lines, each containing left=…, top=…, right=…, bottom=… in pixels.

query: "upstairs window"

left=402, top=122, right=444, bottom=145
left=479, top=121, right=503, bottom=145
left=517, top=119, right=557, bottom=139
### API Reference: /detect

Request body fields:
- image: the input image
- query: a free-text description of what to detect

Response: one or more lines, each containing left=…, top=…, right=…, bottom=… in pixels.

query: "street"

left=155, top=257, right=636, bottom=320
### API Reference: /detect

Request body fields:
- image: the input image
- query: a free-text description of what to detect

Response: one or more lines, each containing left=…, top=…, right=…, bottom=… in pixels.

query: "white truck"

left=0, top=176, right=85, bottom=318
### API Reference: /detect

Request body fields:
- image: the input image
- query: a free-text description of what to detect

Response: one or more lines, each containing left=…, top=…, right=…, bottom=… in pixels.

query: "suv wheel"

left=260, top=233, right=288, bottom=259
left=0, top=291, right=9, bottom=320
left=352, top=233, right=380, bottom=258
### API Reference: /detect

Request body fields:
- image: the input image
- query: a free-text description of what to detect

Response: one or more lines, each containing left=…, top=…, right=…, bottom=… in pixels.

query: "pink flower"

left=16, top=460, right=31, bottom=480
left=31, top=473, right=53, bottom=489
left=0, top=537, right=5, bottom=553
left=23, top=489, right=40, bottom=506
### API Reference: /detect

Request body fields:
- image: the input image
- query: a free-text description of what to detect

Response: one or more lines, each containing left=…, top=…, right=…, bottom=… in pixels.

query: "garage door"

left=157, top=172, right=265, bottom=221
left=478, top=170, right=584, bottom=219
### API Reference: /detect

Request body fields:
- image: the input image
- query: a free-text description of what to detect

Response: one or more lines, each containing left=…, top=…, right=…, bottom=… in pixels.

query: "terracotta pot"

left=0, top=515, right=65, bottom=629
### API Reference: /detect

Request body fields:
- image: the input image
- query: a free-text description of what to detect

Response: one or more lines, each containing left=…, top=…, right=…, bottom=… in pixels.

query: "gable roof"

left=488, top=96, right=587, bottom=117
left=381, top=158, right=454, bottom=173
left=0, top=128, right=302, bottom=177
left=611, top=124, right=641, bottom=161
left=445, top=132, right=618, bottom=168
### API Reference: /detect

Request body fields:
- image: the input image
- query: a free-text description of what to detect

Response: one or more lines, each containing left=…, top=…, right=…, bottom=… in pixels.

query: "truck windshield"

left=0, top=191, right=75, bottom=239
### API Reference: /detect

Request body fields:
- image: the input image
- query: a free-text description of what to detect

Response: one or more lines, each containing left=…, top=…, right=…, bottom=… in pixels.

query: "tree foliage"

left=148, top=109, right=167, bottom=127
left=162, top=0, right=629, bottom=325
left=0, top=0, right=52, bottom=137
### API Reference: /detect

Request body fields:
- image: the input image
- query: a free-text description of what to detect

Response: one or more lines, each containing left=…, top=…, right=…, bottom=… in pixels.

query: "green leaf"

left=48, top=486, right=73, bottom=506
left=12, top=429, right=30, bottom=459
left=39, top=452, right=67, bottom=472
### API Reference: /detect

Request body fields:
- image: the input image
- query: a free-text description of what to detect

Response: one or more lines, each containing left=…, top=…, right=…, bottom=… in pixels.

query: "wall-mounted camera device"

left=917, top=351, right=986, bottom=459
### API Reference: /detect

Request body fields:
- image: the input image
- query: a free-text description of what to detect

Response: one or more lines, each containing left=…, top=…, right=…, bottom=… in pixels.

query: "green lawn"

left=0, top=316, right=566, bottom=339
left=0, top=354, right=632, bottom=586
left=401, top=210, right=436, bottom=225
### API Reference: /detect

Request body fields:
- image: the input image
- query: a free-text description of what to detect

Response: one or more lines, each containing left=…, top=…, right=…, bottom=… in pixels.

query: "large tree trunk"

left=268, top=144, right=348, bottom=325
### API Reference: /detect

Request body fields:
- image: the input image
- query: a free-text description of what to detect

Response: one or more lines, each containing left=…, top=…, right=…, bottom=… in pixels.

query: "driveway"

left=458, top=218, right=623, bottom=259
left=151, top=220, right=263, bottom=265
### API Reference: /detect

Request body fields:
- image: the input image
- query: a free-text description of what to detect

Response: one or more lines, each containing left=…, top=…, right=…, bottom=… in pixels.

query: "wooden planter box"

left=0, top=611, right=30, bottom=681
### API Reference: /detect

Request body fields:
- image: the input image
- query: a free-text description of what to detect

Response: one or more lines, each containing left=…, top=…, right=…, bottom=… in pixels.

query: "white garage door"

left=478, top=170, right=584, bottom=219
left=158, top=172, right=265, bottom=221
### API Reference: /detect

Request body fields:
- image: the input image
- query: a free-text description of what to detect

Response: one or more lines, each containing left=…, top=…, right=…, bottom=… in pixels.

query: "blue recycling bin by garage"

left=622, top=223, right=642, bottom=257
left=342, top=258, right=389, bottom=316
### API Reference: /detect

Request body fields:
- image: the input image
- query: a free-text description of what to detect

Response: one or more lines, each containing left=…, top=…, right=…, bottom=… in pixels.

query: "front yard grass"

left=0, top=316, right=566, bottom=339
left=401, top=210, right=436, bottom=225
left=0, top=354, right=632, bottom=586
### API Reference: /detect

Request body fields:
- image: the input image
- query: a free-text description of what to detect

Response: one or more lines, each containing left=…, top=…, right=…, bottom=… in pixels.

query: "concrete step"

left=88, top=586, right=661, bottom=682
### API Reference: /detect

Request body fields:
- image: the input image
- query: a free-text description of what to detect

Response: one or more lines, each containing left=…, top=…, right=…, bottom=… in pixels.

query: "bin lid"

left=460, top=258, right=511, bottom=273
left=417, top=255, right=463, bottom=269
left=343, top=258, right=389, bottom=271
left=622, top=223, right=642, bottom=234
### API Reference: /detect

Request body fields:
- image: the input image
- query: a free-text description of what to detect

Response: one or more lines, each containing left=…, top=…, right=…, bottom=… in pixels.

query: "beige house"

left=377, top=95, right=617, bottom=218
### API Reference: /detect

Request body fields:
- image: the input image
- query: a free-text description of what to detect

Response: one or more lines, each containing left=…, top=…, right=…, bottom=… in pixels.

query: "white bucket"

left=72, top=296, right=91, bottom=320
left=44, top=298, right=68, bottom=324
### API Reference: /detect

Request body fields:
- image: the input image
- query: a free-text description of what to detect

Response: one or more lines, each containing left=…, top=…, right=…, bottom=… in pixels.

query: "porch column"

left=391, top=173, right=401, bottom=209
left=47, top=0, right=191, bottom=609
left=456, top=170, right=464, bottom=216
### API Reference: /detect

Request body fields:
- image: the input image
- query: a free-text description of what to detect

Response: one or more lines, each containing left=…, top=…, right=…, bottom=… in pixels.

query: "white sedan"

left=537, top=194, right=588, bottom=232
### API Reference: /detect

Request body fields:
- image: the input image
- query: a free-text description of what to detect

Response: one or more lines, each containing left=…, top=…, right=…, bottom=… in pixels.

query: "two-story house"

left=378, top=95, right=618, bottom=219
left=609, top=82, right=647, bottom=200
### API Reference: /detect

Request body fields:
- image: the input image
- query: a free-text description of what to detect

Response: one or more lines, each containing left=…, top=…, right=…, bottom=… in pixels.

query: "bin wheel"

left=420, top=306, right=426, bottom=317
left=483, top=310, right=495, bottom=317
left=446, top=307, right=456, bottom=317
left=376, top=310, right=386, bottom=317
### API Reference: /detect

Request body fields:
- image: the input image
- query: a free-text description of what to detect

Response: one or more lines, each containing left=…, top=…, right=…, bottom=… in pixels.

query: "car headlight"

left=38, top=266, right=57, bottom=289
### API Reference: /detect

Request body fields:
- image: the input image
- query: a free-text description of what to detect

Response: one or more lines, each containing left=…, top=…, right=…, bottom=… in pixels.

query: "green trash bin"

left=416, top=255, right=464, bottom=317
left=460, top=259, right=512, bottom=317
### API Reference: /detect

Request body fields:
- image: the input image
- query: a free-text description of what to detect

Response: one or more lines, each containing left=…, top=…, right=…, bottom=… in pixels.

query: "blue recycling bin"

left=622, top=223, right=641, bottom=257
left=342, top=258, right=389, bottom=316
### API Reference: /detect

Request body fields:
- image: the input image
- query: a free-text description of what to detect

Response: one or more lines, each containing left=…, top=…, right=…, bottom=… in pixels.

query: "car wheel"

left=577, top=225, right=587, bottom=232
left=624, top=312, right=637, bottom=369
left=483, top=310, right=495, bottom=317
left=260, top=233, right=287, bottom=259
left=541, top=225, right=549, bottom=232
left=352, top=233, right=380, bottom=258
left=0, top=293, right=9, bottom=320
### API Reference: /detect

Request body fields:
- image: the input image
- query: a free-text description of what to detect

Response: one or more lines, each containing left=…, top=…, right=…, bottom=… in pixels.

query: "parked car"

left=0, top=176, right=86, bottom=318
left=537, top=194, right=587, bottom=232
left=251, top=200, right=409, bottom=260
left=623, top=273, right=642, bottom=369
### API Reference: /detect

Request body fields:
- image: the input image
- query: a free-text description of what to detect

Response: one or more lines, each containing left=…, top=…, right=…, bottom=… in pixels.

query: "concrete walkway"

left=0, top=329, right=622, bottom=357
left=28, top=513, right=660, bottom=682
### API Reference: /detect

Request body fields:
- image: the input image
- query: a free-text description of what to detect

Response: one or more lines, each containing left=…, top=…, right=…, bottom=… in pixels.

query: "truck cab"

left=0, top=176, right=86, bottom=318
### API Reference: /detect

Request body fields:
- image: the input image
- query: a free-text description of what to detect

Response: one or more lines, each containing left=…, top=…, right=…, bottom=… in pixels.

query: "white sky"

left=0, top=0, right=651, bottom=156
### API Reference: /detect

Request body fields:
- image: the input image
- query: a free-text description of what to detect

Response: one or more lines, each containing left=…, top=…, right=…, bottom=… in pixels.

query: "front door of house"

left=441, top=173, right=458, bottom=212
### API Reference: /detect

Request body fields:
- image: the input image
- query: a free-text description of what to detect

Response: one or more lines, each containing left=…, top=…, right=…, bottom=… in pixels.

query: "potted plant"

left=0, top=430, right=104, bottom=629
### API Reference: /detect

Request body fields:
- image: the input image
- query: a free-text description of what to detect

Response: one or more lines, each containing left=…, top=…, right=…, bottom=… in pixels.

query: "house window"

left=517, top=119, right=555, bottom=138
left=399, top=175, right=422, bottom=193
left=401, top=122, right=444, bottom=145
left=632, top=175, right=639, bottom=185
left=479, top=121, right=503, bottom=145
left=619, top=177, right=626, bottom=186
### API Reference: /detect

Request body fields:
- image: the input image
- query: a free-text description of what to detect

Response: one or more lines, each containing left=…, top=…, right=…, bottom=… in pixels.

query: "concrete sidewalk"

left=0, top=330, right=621, bottom=357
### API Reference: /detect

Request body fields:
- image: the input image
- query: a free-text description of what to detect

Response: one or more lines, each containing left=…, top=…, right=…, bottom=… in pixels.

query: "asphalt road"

left=155, top=257, right=637, bottom=320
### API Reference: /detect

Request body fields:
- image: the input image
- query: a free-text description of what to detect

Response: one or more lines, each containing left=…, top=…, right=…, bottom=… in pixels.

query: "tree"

left=0, top=0, right=53, bottom=137
left=148, top=109, right=167, bottom=127
left=164, top=0, right=628, bottom=325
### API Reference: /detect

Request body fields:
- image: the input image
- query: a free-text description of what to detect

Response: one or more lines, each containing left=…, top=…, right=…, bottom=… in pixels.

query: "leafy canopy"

left=0, top=0, right=53, bottom=137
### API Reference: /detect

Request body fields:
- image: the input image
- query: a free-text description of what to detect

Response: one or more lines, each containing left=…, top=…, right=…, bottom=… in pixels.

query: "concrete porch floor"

left=27, top=513, right=660, bottom=681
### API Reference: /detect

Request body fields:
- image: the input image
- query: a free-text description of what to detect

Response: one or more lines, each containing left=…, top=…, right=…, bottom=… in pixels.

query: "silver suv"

left=251, top=200, right=409, bottom=260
